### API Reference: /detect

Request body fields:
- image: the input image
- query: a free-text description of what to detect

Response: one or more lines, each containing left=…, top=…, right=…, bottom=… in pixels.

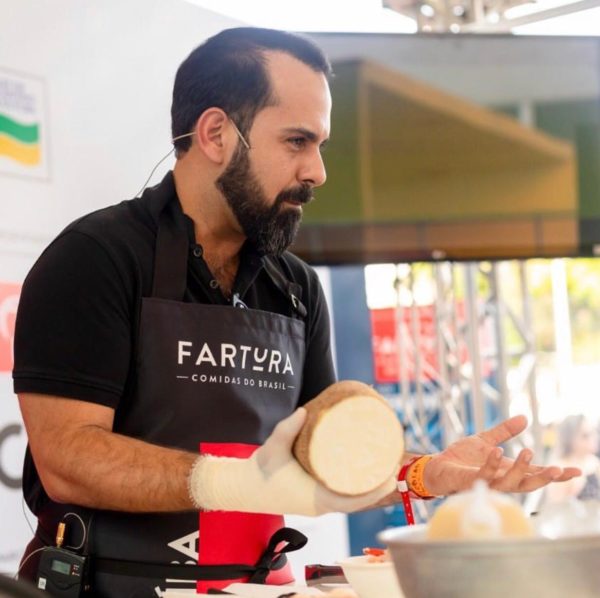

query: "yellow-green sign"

left=0, top=69, right=48, bottom=179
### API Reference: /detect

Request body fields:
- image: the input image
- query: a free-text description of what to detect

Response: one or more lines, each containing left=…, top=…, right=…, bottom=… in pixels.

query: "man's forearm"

left=41, top=425, right=197, bottom=512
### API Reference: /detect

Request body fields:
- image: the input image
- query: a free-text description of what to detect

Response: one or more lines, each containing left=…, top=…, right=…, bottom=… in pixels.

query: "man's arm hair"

left=19, top=393, right=197, bottom=512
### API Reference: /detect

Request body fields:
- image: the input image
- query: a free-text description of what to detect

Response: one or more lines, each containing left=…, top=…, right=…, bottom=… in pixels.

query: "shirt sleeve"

left=13, top=230, right=134, bottom=408
left=297, top=271, right=337, bottom=405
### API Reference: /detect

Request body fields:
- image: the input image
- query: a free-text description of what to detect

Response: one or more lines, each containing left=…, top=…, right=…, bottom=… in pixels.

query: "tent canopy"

left=293, top=60, right=577, bottom=264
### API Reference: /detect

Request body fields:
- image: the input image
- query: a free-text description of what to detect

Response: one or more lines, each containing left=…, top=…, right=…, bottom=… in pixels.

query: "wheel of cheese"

left=292, top=380, right=404, bottom=496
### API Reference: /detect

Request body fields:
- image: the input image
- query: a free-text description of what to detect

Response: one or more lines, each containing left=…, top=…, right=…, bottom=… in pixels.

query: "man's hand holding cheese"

left=190, top=406, right=399, bottom=516
left=190, top=380, right=402, bottom=515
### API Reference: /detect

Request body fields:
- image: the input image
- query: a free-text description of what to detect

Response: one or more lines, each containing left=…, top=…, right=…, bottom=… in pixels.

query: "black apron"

left=33, top=202, right=309, bottom=597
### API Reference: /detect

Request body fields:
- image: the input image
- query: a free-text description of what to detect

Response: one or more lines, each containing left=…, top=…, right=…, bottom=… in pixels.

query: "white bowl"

left=338, top=555, right=404, bottom=598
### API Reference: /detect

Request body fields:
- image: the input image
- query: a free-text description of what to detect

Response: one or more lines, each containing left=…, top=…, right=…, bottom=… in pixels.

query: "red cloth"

left=196, top=442, right=295, bottom=593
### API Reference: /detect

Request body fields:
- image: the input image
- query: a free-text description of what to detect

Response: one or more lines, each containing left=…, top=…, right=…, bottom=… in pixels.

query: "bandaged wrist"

left=187, top=454, right=319, bottom=516
left=188, top=455, right=249, bottom=511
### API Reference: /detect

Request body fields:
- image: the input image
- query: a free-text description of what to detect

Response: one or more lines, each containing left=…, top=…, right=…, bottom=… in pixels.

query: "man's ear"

left=193, top=108, right=230, bottom=164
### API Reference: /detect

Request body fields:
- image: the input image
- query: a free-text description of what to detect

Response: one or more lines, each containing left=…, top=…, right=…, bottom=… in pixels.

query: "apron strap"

left=262, top=256, right=307, bottom=320
left=151, top=208, right=189, bottom=300
left=91, top=527, right=307, bottom=582
left=247, top=526, right=308, bottom=584
left=92, top=557, right=259, bottom=581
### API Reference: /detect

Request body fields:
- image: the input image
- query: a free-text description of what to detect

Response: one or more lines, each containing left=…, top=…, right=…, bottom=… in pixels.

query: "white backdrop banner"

left=0, top=281, right=32, bottom=575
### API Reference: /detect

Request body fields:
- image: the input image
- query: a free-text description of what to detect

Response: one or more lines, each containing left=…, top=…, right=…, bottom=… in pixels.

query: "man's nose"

left=300, top=148, right=327, bottom=188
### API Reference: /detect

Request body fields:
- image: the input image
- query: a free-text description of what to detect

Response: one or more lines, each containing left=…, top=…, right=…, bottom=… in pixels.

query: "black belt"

left=78, top=527, right=305, bottom=583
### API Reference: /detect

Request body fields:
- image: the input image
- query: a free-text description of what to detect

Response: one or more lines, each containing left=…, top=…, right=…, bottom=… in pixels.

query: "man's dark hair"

left=171, top=27, right=332, bottom=157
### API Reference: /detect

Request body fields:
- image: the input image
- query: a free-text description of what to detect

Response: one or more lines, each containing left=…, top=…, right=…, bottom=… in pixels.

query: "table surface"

left=163, top=582, right=334, bottom=597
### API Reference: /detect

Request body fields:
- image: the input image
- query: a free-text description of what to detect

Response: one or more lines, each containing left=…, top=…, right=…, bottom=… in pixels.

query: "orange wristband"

left=406, top=455, right=435, bottom=499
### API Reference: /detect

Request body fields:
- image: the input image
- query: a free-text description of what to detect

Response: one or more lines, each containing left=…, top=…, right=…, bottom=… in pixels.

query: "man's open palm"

left=424, top=415, right=581, bottom=495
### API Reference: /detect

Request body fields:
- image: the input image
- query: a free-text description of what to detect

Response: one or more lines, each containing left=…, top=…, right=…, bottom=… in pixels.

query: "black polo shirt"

left=13, top=171, right=336, bottom=512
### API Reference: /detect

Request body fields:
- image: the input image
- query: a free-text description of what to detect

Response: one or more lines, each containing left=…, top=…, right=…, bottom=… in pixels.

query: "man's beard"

left=215, top=146, right=313, bottom=256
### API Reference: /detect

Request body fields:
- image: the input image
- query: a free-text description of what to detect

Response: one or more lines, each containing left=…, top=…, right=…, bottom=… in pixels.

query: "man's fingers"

left=257, top=408, right=308, bottom=471
left=552, top=467, right=582, bottom=482
left=475, top=447, right=504, bottom=482
left=509, top=467, right=563, bottom=493
left=488, top=449, right=534, bottom=491
left=266, top=408, right=307, bottom=449
left=478, top=415, right=528, bottom=446
left=490, top=465, right=581, bottom=493
left=478, top=448, right=581, bottom=493
left=502, top=462, right=582, bottom=480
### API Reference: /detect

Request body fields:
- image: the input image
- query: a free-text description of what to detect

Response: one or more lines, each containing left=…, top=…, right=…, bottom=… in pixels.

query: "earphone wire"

left=134, top=146, right=176, bottom=199
left=134, top=132, right=195, bottom=199
left=21, top=496, right=35, bottom=537
left=15, top=498, right=40, bottom=579
left=134, top=120, right=248, bottom=199
left=62, top=512, right=87, bottom=551
left=14, top=547, right=46, bottom=580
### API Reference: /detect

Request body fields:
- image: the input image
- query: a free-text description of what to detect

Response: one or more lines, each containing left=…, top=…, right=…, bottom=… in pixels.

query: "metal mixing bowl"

left=378, top=524, right=600, bottom=598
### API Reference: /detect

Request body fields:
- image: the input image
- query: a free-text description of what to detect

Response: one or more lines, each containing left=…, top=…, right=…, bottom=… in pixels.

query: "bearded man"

left=13, top=27, right=578, bottom=597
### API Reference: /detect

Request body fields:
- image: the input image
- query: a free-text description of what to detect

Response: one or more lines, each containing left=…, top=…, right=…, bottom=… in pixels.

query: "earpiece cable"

left=134, top=119, right=248, bottom=199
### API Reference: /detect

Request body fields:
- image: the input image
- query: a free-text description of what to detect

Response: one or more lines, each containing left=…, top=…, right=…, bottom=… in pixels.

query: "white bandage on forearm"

left=188, top=452, right=397, bottom=517
left=187, top=408, right=398, bottom=517
left=188, top=453, right=319, bottom=516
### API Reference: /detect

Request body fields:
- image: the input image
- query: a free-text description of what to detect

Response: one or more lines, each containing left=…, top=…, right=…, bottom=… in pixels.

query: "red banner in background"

left=0, top=283, right=21, bottom=373
left=370, top=304, right=492, bottom=384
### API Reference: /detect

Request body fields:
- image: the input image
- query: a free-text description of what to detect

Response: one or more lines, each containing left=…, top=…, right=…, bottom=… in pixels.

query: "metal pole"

left=434, top=262, right=464, bottom=447
left=394, top=272, right=412, bottom=419
left=434, top=263, right=451, bottom=448
left=395, top=268, right=433, bottom=453
left=490, top=262, right=511, bottom=424
left=409, top=269, right=426, bottom=429
left=450, top=263, right=467, bottom=428
left=464, top=263, right=486, bottom=433
left=520, top=262, right=542, bottom=456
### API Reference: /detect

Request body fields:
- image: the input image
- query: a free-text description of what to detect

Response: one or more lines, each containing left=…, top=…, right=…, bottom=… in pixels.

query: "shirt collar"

left=152, top=170, right=264, bottom=265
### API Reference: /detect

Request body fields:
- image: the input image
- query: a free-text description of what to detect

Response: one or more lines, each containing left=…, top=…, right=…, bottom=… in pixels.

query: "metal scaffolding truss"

left=389, top=261, right=542, bottom=459
left=384, top=0, right=600, bottom=32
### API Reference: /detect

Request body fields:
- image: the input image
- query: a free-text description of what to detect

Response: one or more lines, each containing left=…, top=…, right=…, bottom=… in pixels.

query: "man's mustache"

left=276, top=185, right=314, bottom=206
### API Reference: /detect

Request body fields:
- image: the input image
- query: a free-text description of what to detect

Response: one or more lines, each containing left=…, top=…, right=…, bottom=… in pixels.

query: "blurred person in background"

left=545, top=414, right=600, bottom=503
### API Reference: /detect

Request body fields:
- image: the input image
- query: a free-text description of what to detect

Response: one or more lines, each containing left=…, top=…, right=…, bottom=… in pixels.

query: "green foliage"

left=525, top=258, right=600, bottom=363
left=565, top=258, right=600, bottom=363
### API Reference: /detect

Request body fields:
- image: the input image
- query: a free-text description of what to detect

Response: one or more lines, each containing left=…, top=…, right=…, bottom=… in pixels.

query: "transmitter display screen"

left=51, top=559, right=71, bottom=575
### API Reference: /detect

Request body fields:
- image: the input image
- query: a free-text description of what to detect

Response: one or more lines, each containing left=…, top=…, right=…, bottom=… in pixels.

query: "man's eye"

left=288, top=137, right=306, bottom=149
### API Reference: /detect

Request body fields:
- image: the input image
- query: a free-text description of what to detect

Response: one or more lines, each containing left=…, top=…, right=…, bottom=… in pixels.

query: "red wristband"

left=397, top=456, right=436, bottom=525
left=397, top=457, right=420, bottom=525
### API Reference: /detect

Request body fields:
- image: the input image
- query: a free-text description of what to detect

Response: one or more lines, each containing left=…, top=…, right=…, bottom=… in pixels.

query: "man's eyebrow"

left=281, top=127, right=329, bottom=146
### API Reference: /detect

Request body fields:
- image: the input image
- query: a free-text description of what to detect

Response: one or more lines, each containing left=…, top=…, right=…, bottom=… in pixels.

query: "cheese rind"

left=293, top=380, right=404, bottom=495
